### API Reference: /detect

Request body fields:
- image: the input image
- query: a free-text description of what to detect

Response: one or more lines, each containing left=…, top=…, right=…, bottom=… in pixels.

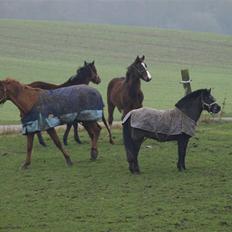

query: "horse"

left=28, top=61, right=101, bottom=146
left=107, top=55, right=152, bottom=127
left=122, top=89, right=221, bottom=174
left=0, top=78, right=113, bottom=169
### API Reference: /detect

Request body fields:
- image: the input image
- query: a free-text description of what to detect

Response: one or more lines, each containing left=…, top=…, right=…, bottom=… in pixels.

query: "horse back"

left=28, top=81, right=59, bottom=90
left=107, top=77, right=125, bottom=94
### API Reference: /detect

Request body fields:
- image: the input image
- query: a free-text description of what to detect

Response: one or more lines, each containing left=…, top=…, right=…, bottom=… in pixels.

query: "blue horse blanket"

left=21, top=85, right=104, bottom=134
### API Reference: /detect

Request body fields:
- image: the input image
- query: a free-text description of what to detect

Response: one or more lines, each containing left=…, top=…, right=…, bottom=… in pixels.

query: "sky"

left=0, top=0, right=232, bottom=35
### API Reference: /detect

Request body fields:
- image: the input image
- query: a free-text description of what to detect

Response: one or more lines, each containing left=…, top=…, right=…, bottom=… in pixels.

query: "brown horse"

left=28, top=61, right=101, bottom=146
left=107, top=56, right=152, bottom=127
left=0, top=78, right=113, bottom=169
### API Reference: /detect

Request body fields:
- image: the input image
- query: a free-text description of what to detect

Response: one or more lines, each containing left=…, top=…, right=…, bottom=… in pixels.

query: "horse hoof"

left=21, top=163, right=30, bottom=170
left=40, top=142, right=47, bottom=147
left=129, top=169, right=140, bottom=175
left=133, top=171, right=140, bottom=175
left=90, top=149, right=98, bottom=160
left=63, top=138, right=68, bottom=146
left=66, top=158, right=73, bottom=167
left=76, top=140, right=82, bottom=144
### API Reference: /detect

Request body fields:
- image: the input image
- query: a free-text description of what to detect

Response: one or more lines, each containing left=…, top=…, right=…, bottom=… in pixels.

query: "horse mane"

left=62, top=66, right=90, bottom=86
left=175, top=89, right=208, bottom=109
left=4, top=77, right=20, bottom=84
left=4, top=78, right=42, bottom=92
left=125, top=63, right=136, bottom=82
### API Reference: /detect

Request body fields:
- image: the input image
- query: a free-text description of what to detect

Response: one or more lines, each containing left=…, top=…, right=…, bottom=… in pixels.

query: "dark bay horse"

left=122, top=89, right=221, bottom=174
left=107, top=55, right=152, bottom=126
left=0, top=78, right=113, bottom=169
left=29, top=61, right=100, bottom=146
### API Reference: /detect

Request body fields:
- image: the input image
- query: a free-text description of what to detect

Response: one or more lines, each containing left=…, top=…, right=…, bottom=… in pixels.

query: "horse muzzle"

left=210, top=103, right=221, bottom=114
left=143, top=74, right=152, bottom=82
left=94, top=76, right=101, bottom=84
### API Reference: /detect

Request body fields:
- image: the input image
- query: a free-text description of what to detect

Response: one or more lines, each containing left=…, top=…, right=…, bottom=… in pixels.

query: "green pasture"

left=0, top=122, right=232, bottom=231
left=0, top=19, right=231, bottom=124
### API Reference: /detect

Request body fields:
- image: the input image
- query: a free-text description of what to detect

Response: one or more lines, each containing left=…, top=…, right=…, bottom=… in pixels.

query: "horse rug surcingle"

left=123, top=107, right=197, bottom=138
left=21, top=85, right=104, bottom=134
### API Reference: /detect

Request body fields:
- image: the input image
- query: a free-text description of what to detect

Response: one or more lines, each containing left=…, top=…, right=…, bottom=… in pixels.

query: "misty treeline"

left=0, top=0, right=231, bottom=35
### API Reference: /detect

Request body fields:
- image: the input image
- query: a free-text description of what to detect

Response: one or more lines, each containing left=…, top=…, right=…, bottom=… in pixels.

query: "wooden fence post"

left=180, top=69, right=192, bottom=95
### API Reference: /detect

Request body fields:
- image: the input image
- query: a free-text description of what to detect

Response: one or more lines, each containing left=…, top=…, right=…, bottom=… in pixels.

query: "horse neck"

left=7, top=84, right=42, bottom=116
left=126, top=72, right=141, bottom=95
left=60, top=74, right=90, bottom=87
left=177, top=95, right=203, bottom=122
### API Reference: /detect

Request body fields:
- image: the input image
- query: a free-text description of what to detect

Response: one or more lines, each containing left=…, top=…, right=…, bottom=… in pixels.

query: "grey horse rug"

left=122, top=107, right=196, bottom=137
left=21, top=85, right=104, bottom=134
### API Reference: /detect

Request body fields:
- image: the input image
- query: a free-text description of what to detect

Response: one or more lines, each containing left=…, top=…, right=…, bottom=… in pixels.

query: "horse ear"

left=84, top=61, right=87, bottom=66
left=135, top=56, right=140, bottom=63
left=141, top=55, right=145, bottom=61
left=92, top=60, right=95, bottom=65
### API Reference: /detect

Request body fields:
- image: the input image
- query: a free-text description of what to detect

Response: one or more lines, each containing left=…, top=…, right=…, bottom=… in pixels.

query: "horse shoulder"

left=108, top=78, right=124, bottom=99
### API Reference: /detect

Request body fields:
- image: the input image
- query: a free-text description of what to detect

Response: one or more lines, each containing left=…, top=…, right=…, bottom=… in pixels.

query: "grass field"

left=0, top=122, right=232, bottom=231
left=0, top=19, right=232, bottom=124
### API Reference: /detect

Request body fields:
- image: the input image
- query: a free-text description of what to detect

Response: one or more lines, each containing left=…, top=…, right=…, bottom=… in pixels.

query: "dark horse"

left=107, top=55, right=152, bottom=126
left=0, top=78, right=113, bottom=169
left=122, top=89, right=221, bottom=174
left=28, top=61, right=100, bottom=146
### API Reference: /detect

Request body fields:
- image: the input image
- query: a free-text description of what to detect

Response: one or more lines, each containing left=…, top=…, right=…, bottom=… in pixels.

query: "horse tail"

left=102, top=113, right=114, bottom=144
left=122, top=116, right=134, bottom=153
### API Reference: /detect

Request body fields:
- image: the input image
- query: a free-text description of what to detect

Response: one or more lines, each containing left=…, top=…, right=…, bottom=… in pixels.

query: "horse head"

left=175, top=89, right=221, bottom=122
left=69, top=61, right=101, bottom=85
left=129, top=55, right=152, bottom=82
left=201, top=89, right=221, bottom=114
left=0, top=80, right=7, bottom=104
left=84, top=60, right=101, bottom=84
left=0, top=79, right=16, bottom=104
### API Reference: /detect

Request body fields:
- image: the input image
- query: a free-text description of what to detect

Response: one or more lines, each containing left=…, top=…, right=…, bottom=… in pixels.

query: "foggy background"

left=0, top=0, right=232, bottom=35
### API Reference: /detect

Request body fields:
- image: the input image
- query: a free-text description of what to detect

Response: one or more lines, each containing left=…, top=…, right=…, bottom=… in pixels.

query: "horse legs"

left=123, top=120, right=143, bottom=174
left=73, top=122, right=82, bottom=144
left=129, top=139, right=143, bottom=174
left=83, top=122, right=101, bottom=160
left=177, top=136, right=189, bottom=171
left=63, top=123, right=72, bottom=146
left=107, top=100, right=115, bottom=127
left=47, top=128, right=73, bottom=166
left=22, top=133, right=35, bottom=169
left=36, top=131, right=47, bottom=147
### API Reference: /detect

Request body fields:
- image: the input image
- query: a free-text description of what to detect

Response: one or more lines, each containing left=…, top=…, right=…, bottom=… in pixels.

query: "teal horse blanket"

left=21, top=85, right=104, bottom=134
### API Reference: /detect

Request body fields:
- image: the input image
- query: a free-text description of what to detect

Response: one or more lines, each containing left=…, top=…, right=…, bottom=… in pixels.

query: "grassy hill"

left=0, top=19, right=231, bottom=123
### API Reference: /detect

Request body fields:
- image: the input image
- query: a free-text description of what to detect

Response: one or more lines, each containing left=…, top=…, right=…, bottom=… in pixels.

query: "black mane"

left=175, top=89, right=208, bottom=108
left=125, top=63, right=137, bottom=82
left=175, top=89, right=209, bottom=122
left=63, top=65, right=91, bottom=86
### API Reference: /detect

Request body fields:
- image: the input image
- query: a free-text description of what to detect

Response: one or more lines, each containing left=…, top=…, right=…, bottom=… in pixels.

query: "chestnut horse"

left=28, top=61, right=100, bottom=146
left=0, top=78, right=113, bottom=169
left=107, top=56, right=152, bottom=127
